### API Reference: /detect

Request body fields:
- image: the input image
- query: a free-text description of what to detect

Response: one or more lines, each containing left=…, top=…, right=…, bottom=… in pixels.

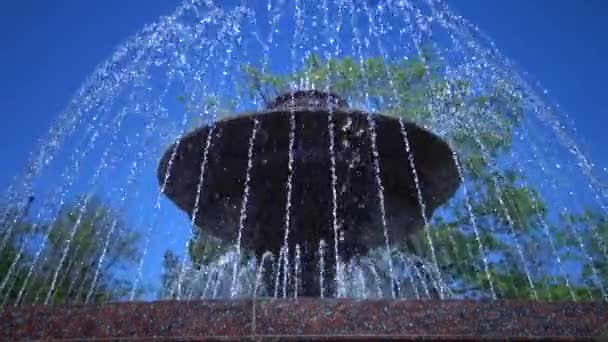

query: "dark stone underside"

left=159, top=108, right=460, bottom=296
left=2, top=300, right=607, bottom=340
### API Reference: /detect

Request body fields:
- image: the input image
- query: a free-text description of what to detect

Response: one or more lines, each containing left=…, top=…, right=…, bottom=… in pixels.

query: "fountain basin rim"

left=3, top=299, right=607, bottom=340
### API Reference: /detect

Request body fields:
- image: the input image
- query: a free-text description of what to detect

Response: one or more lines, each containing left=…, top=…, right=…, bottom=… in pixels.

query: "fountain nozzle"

left=266, top=89, right=349, bottom=110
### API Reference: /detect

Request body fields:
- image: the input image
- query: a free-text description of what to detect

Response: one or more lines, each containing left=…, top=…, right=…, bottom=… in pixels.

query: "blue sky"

left=0, top=1, right=606, bottom=187
left=453, top=1, right=608, bottom=172
left=0, top=1, right=606, bottom=297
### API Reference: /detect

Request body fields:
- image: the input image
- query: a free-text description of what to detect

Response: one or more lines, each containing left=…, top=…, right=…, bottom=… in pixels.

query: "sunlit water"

left=0, top=0, right=606, bottom=304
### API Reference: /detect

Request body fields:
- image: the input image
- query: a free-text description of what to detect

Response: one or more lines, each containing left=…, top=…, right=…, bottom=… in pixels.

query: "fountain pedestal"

left=3, top=300, right=607, bottom=340
left=158, top=90, right=461, bottom=296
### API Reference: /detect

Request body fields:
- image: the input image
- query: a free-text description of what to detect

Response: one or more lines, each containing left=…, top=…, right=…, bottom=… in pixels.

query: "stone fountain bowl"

left=158, top=91, right=461, bottom=258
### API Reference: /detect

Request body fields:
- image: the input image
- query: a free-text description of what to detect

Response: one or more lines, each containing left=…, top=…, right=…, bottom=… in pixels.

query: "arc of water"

left=0, top=96, right=115, bottom=259
left=252, top=251, right=273, bottom=333
left=319, top=239, right=326, bottom=298
left=522, top=142, right=577, bottom=300
left=277, top=0, right=304, bottom=299
left=345, top=259, right=356, bottom=298
left=84, top=68, right=178, bottom=304
left=61, top=206, right=109, bottom=304
left=420, top=38, right=535, bottom=300
left=279, top=105, right=295, bottom=299
left=428, top=0, right=608, bottom=214
left=321, top=0, right=346, bottom=298
left=66, top=111, right=145, bottom=304
left=0, top=73, right=105, bottom=246
left=0, top=195, right=30, bottom=257
left=9, top=123, right=108, bottom=304
left=16, top=104, right=129, bottom=305
left=0, top=183, right=16, bottom=232
left=563, top=209, right=607, bottom=300
left=346, top=0, right=397, bottom=298
left=65, top=234, right=105, bottom=303
left=448, top=152, right=497, bottom=299
left=478, top=104, right=578, bottom=300
left=0, top=211, right=46, bottom=301
left=531, top=100, right=608, bottom=213
left=405, top=0, right=476, bottom=294
left=175, top=113, right=215, bottom=300
left=13, top=17, right=187, bottom=305
left=419, top=0, right=582, bottom=299
left=230, top=118, right=260, bottom=298
left=0, top=15, right=185, bottom=256
left=401, top=253, right=431, bottom=298
left=515, top=110, right=606, bottom=299
left=395, top=254, right=419, bottom=299
left=414, top=253, right=453, bottom=297
left=219, top=9, right=262, bottom=298
left=359, top=0, right=455, bottom=298
left=259, top=0, right=285, bottom=79
left=427, top=4, right=608, bottom=303
left=130, top=76, right=201, bottom=300
left=74, top=265, right=96, bottom=303
left=273, top=246, right=287, bottom=298
left=44, top=105, right=133, bottom=305
left=201, top=269, right=215, bottom=299
left=356, top=264, right=369, bottom=299
left=408, top=1, right=476, bottom=297
left=294, top=244, right=301, bottom=298
left=84, top=126, right=155, bottom=303
left=172, top=11, right=244, bottom=299
left=211, top=268, right=224, bottom=299
left=391, top=0, right=501, bottom=298
left=398, top=119, right=449, bottom=298
left=254, top=251, right=274, bottom=298
left=429, top=1, right=597, bottom=298
left=467, top=132, right=538, bottom=300
left=176, top=6, right=273, bottom=298
left=519, top=115, right=600, bottom=300
left=129, top=7, right=245, bottom=300
left=363, top=258, right=383, bottom=298
left=516, top=121, right=606, bottom=300
left=394, top=1, right=428, bottom=65
left=251, top=252, right=274, bottom=334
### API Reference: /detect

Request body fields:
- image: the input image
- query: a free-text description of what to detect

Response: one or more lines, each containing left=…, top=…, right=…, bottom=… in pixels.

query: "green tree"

left=0, top=195, right=140, bottom=304
left=172, top=54, right=606, bottom=300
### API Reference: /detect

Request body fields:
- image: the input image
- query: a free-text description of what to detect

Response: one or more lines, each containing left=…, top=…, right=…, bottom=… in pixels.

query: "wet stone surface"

left=2, top=300, right=607, bottom=340
left=1, top=300, right=254, bottom=340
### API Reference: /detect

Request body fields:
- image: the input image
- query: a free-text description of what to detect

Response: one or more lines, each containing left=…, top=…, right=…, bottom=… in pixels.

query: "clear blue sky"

left=0, top=1, right=606, bottom=187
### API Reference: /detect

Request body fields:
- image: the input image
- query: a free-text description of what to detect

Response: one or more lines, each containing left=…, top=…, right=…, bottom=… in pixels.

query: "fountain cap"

left=267, top=89, right=348, bottom=110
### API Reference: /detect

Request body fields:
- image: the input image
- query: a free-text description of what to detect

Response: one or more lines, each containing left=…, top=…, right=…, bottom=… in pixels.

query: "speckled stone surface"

left=2, top=299, right=607, bottom=341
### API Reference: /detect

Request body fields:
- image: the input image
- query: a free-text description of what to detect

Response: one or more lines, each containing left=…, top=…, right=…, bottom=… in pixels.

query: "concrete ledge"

left=2, top=299, right=607, bottom=340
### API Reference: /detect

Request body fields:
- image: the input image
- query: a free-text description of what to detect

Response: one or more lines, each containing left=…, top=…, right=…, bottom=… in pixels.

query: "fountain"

left=158, top=89, right=460, bottom=297
left=1, top=0, right=608, bottom=339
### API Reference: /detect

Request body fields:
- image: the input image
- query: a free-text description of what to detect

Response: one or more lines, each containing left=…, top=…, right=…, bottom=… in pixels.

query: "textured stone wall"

left=2, top=299, right=607, bottom=340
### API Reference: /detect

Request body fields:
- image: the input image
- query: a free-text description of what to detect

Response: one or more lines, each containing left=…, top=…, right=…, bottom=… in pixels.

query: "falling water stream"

left=0, top=0, right=606, bottom=305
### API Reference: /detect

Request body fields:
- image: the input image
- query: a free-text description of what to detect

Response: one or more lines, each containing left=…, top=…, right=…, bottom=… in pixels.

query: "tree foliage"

left=172, top=53, right=607, bottom=300
left=0, top=195, right=140, bottom=304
